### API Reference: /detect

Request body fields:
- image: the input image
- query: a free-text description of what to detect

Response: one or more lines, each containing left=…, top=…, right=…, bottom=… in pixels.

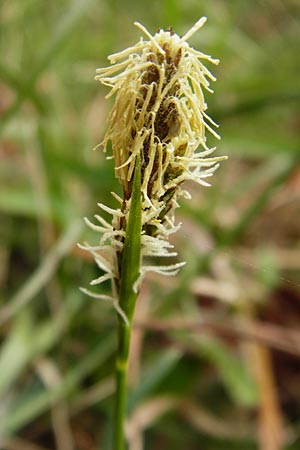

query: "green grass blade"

left=1, top=334, right=115, bottom=438
left=118, top=155, right=142, bottom=322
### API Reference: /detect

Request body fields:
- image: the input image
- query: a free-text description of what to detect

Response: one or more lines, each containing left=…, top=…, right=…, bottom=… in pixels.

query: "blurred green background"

left=1, top=1, right=300, bottom=449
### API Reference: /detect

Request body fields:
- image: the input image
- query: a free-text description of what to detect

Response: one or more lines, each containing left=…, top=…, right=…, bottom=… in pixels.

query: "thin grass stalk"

left=113, top=156, right=141, bottom=449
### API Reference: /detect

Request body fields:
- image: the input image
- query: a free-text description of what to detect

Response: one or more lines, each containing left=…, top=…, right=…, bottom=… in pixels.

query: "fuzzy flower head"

left=80, top=18, right=226, bottom=321
left=96, top=17, right=226, bottom=212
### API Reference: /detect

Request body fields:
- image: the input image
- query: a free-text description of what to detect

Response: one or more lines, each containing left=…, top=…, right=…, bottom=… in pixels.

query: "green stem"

left=113, top=317, right=134, bottom=450
left=113, top=156, right=142, bottom=450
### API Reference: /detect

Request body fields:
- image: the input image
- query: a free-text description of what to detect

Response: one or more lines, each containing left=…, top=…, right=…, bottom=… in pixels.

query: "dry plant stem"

left=252, top=344, right=284, bottom=450
left=134, top=316, right=300, bottom=357
left=114, top=157, right=142, bottom=450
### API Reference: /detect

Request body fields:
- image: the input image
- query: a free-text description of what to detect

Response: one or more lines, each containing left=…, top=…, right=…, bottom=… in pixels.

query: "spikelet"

left=80, top=18, right=227, bottom=320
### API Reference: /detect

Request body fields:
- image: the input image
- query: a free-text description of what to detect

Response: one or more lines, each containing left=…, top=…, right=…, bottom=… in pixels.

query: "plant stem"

left=113, top=157, right=142, bottom=450
left=113, top=313, right=135, bottom=449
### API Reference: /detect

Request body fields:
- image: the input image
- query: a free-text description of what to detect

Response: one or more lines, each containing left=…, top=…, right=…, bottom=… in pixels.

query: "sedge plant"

left=79, top=17, right=227, bottom=450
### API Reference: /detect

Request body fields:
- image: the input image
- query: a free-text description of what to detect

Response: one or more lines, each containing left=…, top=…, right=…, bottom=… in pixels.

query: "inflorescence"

left=79, top=18, right=227, bottom=322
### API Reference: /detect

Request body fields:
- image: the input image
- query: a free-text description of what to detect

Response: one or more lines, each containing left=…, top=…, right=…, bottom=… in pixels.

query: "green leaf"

left=118, top=156, right=142, bottom=323
left=1, top=334, right=115, bottom=438
left=0, top=313, right=33, bottom=397
left=199, top=338, right=258, bottom=407
left=226, top=157, right=297, bottom=244
left=128, top=349, right=182, bottom=411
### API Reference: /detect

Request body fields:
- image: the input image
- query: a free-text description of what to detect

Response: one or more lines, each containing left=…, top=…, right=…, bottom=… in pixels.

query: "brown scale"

left=145, top=45, right=183, bottom=208
left=153, top=45, right=182, bottom=141
left=154, top=100, right=180, bottom=141
left=162, top=143, right=187, bottom=189
left=141, top=135, right=151, bottom=173
left=138, top=54, right=160, bottom=110
left=126, top=59, right=160, bottom=196
left=129, top=43, right=184, bottom=214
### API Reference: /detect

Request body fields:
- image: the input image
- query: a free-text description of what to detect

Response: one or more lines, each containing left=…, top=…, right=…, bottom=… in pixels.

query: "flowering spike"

left=81, top=18, right=227, bottom=312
